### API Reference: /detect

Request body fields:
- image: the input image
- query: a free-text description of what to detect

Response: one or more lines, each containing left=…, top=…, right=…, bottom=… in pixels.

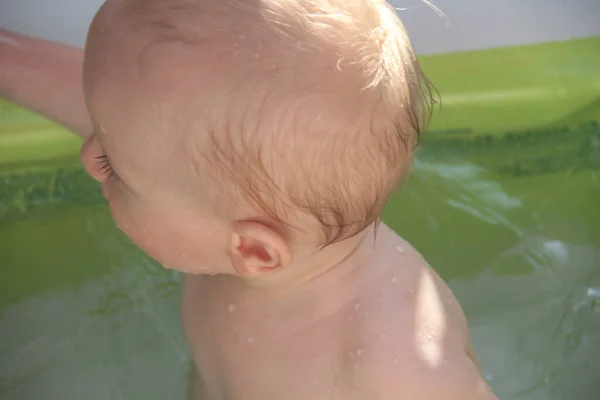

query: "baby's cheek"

left=107, top=197, right=229, bottom=273
left=107, top=199, right=134, bottom=238
left=105, top=191, right=146, bottom=245
left=145, top=227, right=210, bottom=271
left=112, top=208, right=188, bottom=267
left=146, top=222, right=229, bottom=274
left=120, top=219, right=169, bottom=264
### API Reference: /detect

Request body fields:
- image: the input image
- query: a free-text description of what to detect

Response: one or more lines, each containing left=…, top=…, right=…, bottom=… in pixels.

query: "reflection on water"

left=1, top=129, right=599, bottom=399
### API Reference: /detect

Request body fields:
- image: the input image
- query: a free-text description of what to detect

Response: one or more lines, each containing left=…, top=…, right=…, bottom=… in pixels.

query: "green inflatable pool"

left=1, top=37, right=599, bottom=400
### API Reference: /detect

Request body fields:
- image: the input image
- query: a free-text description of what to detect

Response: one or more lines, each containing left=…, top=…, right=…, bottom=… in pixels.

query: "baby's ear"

left=229, top=220, right=292, bottom=278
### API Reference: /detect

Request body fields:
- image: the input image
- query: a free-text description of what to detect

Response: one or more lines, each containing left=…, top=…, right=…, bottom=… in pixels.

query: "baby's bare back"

left=182, top=224, right=495, bottom=400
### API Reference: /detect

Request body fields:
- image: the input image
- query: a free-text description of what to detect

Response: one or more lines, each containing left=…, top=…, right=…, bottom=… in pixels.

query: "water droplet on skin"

left=354, top=303, right=361, bottom=310
left=396, top=246, right=405, bottom=253
left=356, top=348, right=365, bottom=357
left=381, top=333, right=387, bottom=339
left=391, top=276, right=398, bottom=284
left=247, top=337, right=255, bottom=344
left=393, top=357, right=399, bottom=364
left=426, top=335, right=433, bottom=341
left=228, top=304, right=236, bottom=312
left=331, top=385, right=342, bottom=393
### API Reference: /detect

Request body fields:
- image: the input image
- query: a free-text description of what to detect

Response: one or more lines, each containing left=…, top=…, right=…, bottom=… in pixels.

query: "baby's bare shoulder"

left=370, top=231, right=470, bottom=344
left=348, top=230, right=496, bottom=399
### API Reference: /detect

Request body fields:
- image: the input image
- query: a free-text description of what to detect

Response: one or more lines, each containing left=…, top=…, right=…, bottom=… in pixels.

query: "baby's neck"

left=181, top=225, right=395, bottom=398
left=207, top=225, right=380, bottom=325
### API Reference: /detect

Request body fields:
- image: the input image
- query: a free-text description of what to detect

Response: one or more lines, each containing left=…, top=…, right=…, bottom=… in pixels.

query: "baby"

left=0, top=0, right=496, bottom=399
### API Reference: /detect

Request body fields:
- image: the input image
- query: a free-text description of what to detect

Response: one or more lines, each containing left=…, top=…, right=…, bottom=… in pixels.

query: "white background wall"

left=0, top=0, right=599, bottom=54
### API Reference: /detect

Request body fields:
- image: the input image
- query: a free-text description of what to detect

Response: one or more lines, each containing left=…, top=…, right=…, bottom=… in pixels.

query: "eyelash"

left=95, top=154, right=115, bottom=178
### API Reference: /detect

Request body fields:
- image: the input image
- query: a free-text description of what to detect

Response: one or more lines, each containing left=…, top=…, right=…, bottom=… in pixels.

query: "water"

left=0, top=203, right=189, bottom=399
left=1, top=123, right=599, bottom=399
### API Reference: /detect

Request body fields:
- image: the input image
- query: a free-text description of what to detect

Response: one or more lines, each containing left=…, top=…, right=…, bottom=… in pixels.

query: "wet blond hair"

left=114, top=0, right=435, bottom=246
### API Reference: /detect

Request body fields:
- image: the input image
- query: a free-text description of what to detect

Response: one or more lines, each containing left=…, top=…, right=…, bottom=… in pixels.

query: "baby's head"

left=80, top=0, right=433, bottom=279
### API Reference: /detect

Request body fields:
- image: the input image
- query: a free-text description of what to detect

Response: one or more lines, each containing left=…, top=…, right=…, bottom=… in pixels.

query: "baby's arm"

left=0, top=29, right=92, bottom=138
